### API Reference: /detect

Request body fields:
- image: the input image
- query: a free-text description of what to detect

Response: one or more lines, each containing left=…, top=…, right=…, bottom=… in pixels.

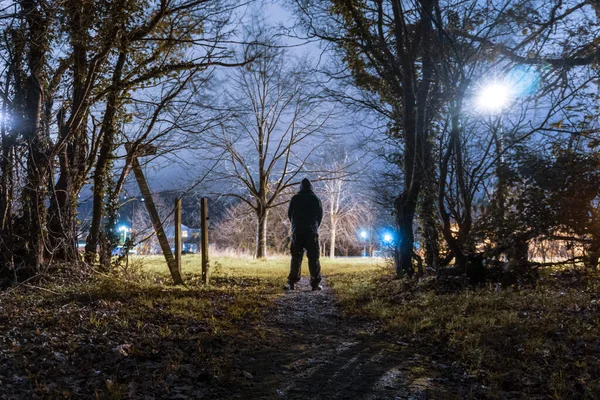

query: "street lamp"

left=380, top=232, right=395, bottom=258
left=360, top=230, right=368, bottom=257
left=118, top=225, right=130, bottom=243
left=476, top=82, right=510, bottom=114
left=476, top=81, right=511, bottom=162
left=477, top=81, right=511, bottom=260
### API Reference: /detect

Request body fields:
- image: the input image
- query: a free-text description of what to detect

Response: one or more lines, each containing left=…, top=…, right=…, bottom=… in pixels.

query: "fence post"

left=201, top=197, right=209, bottom=285
left=174, top=198, right=182, bottom=277
left=131, top=157, right=183, bottom=285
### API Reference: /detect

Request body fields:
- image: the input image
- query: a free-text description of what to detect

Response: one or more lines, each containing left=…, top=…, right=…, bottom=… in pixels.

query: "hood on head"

left=300, top=178, right=313, bottom=192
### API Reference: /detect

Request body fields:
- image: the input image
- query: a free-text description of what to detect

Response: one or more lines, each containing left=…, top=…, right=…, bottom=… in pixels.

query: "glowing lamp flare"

left=477, top=83, right=510, bottom=113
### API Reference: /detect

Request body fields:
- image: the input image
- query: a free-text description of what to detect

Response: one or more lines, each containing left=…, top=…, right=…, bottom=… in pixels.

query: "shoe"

left=285, top=282, right=295, bottom=291
left=311, top=285, right=322, bottom=291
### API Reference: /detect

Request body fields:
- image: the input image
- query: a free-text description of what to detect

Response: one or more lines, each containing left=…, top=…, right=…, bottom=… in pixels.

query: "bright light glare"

left=477, top=83, right=510, bottom=113
left=360, top=230, right=368, bottom=239
left=118, top=225, right=129, bottom=232
left=383, top=233, right=393, bottom=243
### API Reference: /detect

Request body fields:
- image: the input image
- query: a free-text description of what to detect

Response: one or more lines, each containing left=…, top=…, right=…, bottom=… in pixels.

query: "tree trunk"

left=255, top=206, right=268, bottom=259
left=85, top=52, right=126, bottom=262
left=329, top=218, right=337, bottom=258
left=421, top=195, right=439, bottom=273
left=0, top=71, right=16, bottom=234
left=438, top=104, right=470, bottom=273
left=389, top=0, right=435, bottom=277
left=0, top=124, right=15, bottom=284
left=47, top=106, right=78, bottom=262
left=507, top=235, right=529, bottom=274
left=0, top=23, right=25, bottom=284
left=492, top=120, right=507, bottom=260
left=395, top=190, right=418, bottom=276
left=47, top=166, right=79, bottom=261
left=0, top=144, right=14, bottom=231
left=421, top=137, right=439, bottom=273
left=21, top=0, right=50, bottom=275
left=48, top=0, right=90, bottom=262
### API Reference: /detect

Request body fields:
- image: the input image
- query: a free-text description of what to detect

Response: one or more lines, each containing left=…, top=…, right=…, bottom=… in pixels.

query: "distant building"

left=165, top=224, right=201, bottom=254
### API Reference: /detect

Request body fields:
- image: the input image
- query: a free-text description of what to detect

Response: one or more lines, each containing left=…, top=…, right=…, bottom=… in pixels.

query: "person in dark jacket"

left=287, top=178, right=323, bottom=290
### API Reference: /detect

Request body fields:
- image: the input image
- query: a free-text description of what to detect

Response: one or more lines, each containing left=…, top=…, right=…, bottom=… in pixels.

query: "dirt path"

left=226, top=277, right=466, bottom=400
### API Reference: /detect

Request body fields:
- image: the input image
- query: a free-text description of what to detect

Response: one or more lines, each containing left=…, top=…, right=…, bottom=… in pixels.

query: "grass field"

left=135, top=254, right=381, bottom=282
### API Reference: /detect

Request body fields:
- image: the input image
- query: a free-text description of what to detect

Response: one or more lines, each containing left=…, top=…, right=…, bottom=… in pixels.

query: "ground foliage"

left=0, top=261, right=282, bottom=399
left=328, top=266, right=600, bottom=399
left=2, top=257, right=599, bottom=399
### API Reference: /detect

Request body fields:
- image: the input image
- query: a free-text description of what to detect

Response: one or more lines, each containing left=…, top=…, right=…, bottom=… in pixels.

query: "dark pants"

left=288, top=231, right=322, bottom=287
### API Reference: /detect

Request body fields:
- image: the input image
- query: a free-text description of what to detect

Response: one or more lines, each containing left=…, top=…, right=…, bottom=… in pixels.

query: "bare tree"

left=207, top=32, right=330, bottom=258
left=212, top=199, right=292, bottom=255
left=314, top=145, right=372, bottom=257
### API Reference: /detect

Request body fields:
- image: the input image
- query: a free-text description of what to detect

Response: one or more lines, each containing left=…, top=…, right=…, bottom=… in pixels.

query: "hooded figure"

left=287, top=178, right=323, bottom=290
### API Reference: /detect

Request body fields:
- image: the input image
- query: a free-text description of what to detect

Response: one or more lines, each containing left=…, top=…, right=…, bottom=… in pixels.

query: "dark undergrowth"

left=0, top=268, right=282, bottom=399
left=3, top=257, right=597, bottom=399
left=328, top=266, right=600, bottom=399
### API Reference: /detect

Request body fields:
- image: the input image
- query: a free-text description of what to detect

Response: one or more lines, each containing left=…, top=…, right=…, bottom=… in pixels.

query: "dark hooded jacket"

left=288, top=178, right=323, bottom=234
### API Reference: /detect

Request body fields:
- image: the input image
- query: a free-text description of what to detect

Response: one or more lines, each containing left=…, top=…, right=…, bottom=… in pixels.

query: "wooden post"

left=174, top=198, right=182, bottom=276
left=201, top=197, right=209, bottom=285
left=131, top=157, right=183, bottom=285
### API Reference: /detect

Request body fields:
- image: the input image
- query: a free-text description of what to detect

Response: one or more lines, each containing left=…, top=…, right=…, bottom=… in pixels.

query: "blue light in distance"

left=383, top=232, right=394, bottom=244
